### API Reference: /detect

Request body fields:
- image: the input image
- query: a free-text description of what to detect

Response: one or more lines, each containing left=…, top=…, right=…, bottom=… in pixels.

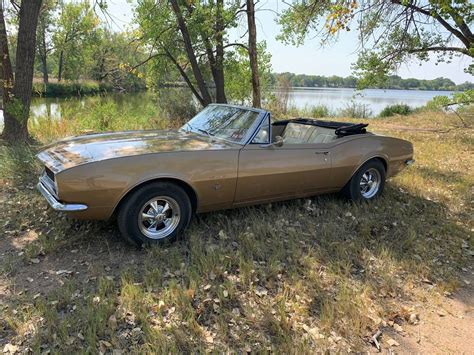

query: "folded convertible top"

left=273, top=118, right=368, bottom=137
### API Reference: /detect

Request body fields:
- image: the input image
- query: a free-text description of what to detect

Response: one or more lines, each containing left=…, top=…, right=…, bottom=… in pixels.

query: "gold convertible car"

left=37, top=104, right=414, bottom=245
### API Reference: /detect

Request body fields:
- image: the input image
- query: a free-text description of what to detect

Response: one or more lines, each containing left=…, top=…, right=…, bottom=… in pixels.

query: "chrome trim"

left=37, top=181, right=88, bottom=212
left=40, top=172, right=57, bottom=198
left=405, top=159, right=415, bottom=166
left=247, top=112, right=272, bottom=145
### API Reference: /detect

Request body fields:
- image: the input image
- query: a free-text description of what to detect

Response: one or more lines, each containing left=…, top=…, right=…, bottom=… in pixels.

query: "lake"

left=0, top=87, right=454, bottom=126
left=284, top=87, right=453, bottom=115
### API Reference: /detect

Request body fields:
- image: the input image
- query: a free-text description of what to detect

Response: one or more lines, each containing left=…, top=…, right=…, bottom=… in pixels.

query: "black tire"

left=341, top=159, right=386, bottom=201
left=117, top=182, right=192, bottom=246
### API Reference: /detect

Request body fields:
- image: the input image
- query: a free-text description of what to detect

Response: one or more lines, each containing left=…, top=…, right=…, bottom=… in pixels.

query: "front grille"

left=40, top=168, right=57, bottom=197
left=45, top=166, right=55, bottom=182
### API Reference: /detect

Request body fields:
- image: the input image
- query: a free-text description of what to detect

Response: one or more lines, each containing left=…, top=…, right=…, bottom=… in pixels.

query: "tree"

left=134, top=0, right=250, bottom=106
left=278, top=0, right=473, bottom=87
left=53, top=1, right=98, bottom=81
left=36, top=0, right=56, bottom=84
left=89, top=29, right=147, bottom=91
left=246, top=0, right=260, bottom=107
left=1, top=0, right=43, bottom=142
left=169, top=0, right=212, bottom=105
left=225, top=42, right=272, bottom=103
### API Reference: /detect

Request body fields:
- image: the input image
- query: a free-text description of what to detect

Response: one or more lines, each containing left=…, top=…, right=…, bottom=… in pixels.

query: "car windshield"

left=181, top=105, right=261, bottom=144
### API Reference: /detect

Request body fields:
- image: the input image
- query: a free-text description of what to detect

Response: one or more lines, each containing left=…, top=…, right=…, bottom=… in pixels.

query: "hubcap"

left=138, top=196, right=181, bottom=239
left=359, top=168, right=381, bottom=199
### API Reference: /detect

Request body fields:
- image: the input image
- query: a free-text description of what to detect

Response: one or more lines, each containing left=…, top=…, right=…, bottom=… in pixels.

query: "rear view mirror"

left=260, top=135, right=284, bottom=148
left=274, top=135, right=284, bottom=147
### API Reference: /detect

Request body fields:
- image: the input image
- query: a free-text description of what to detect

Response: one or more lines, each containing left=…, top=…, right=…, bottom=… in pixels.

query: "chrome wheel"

left=359, top=168, right=381, bottom=199
left=138, top=196, right=181, bottom=239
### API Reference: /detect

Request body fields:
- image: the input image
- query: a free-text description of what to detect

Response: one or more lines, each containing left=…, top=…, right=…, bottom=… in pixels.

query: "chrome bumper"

left=405, top=159, right=415, bottom=166
left=37, top=182, right=88, bottom=212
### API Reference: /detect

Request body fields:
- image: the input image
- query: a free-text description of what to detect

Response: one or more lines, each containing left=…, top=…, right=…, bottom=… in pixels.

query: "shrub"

left=32, top=81, right=114, bottom=98
left=309, top=105, right=330, bottom=118
left=339, top=102, right=372, bottom=118
left=379, top=104, right=413, bottom=117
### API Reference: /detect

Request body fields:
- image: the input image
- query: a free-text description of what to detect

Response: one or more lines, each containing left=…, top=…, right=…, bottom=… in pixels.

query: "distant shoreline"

left=274, top=86, right=456, bottom=93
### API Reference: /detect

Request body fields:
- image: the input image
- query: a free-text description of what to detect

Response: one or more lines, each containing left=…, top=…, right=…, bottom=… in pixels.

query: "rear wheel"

left=341, top=159, right=386, bottom=201
left=117, top=182, right=192, bottom=246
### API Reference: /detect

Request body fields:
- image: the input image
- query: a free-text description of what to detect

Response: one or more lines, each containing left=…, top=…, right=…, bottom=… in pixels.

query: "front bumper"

left=37, top=182, right=88, bottom=212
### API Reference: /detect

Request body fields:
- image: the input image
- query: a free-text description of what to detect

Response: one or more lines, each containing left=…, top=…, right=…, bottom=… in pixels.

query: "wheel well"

left=111, top=178, right=198, bottom=219
left=344, top=156, right=388, bottom=188
left=372, top=156, right=387, bottom=172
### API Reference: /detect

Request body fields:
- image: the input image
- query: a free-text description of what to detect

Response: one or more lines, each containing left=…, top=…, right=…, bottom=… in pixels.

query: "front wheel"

left=341, top=159, right=386, bottom=201
left=117, top=182, right=192, bottom=246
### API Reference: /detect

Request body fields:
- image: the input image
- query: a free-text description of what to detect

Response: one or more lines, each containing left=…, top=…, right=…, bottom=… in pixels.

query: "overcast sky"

left=101, top=0, right=473, bottom=84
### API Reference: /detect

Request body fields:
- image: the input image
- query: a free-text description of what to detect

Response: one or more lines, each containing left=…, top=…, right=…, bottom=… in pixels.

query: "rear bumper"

left=37, top=182, right=88, bottom=212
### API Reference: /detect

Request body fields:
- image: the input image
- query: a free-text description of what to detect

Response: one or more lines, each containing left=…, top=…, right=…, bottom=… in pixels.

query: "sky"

left=101, top=0, right=473, bottom=84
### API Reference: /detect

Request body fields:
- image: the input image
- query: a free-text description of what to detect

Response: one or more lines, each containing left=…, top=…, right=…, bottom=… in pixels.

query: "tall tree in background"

left=169, top=0, right=212, bottom=106
left=1, top=0, right=43, bottom=142
left=36, top=0, right=56, bottom=84
left=186, top=0, right=228, bottom=103
left=278, top=0, right=473, bottom=87
left=246, top=0, right=260, bottom=107
left=135, top=0, right=245, bottom=106
left=53, top=1, right=97, bottom=81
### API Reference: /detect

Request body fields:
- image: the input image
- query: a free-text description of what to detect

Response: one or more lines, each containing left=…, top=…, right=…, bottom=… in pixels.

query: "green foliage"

left=225, top=42, right=273, bottom=104
left=425, top=89, right=474, bottom=110
left=52, top=1, right=99, bottom=80
left=32, top=81, right=114, bottom=97
left=379, top=104, right=413, bottom=118
left=339, top=101, right=372, bottom=118
left=308, top=104, right=330, bottom=117
left=155, top=88, right=198, bottom=124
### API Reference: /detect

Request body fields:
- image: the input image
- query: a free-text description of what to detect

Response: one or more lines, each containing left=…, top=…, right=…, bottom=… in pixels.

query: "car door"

left=234, top=118, right=332, bottom=205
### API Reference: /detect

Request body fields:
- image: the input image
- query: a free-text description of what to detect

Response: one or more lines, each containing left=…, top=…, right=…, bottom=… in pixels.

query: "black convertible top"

left=273, top=118, right=369, bottom=137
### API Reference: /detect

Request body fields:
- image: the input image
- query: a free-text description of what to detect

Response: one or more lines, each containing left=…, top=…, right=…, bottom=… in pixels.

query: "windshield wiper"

left=197, top=128, right=214, bottom=137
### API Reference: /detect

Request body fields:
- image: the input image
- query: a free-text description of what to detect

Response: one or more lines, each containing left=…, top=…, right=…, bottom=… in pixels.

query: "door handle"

left=315, top=151, right=329, bottom=155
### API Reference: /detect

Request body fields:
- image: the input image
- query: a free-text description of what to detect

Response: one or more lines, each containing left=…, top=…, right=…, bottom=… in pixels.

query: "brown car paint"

left=37, top=116, right=413, bottom=220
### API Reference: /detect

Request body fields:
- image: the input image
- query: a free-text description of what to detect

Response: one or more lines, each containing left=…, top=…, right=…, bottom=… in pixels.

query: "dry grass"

left=0, top=109, right=472, bottom=352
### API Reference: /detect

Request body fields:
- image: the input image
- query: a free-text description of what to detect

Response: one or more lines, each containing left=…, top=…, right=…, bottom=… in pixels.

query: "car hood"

left=37, top=129, right=239, bottom=173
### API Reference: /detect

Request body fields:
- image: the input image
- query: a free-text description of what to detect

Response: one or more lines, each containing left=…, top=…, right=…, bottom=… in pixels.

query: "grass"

left=0, top=106, right=473, bottom=352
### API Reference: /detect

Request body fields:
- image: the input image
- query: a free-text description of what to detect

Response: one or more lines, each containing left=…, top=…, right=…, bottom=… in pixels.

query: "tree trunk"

left=39, top=23, right=48, bottom=84
left=58, top=50, right=64, bottom=82
left=169, top=0, right=212, bottom=106
left=214, top=0, right=227, bottom=103
left=41, top=55, right=48, bottom=84
left=1, top=0, right=43, bottom=142
left=0, top=3, right=14, bottom=111
left=246, top=0, right=261, bottom=108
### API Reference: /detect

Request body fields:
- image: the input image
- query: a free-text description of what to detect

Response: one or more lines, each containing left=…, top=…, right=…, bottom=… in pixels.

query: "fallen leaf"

left=386, top=338, right=399, bottom=347
left=393, top=323, right=403, bottom=333
left=2, top=343, right=19, bottom=354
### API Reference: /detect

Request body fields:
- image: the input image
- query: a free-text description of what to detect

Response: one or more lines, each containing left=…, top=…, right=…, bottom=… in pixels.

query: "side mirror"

left=260, top=135, right=284, bottom=148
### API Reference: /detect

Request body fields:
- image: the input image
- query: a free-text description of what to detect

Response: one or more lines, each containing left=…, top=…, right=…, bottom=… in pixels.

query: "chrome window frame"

left=247, top=112, right=272, bottom=145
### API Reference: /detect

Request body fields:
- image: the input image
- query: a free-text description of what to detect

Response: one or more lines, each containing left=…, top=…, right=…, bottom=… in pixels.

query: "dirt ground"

left=389, top=271, right=473, bottom=354
left=1, top=222, right=473, bottom=353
